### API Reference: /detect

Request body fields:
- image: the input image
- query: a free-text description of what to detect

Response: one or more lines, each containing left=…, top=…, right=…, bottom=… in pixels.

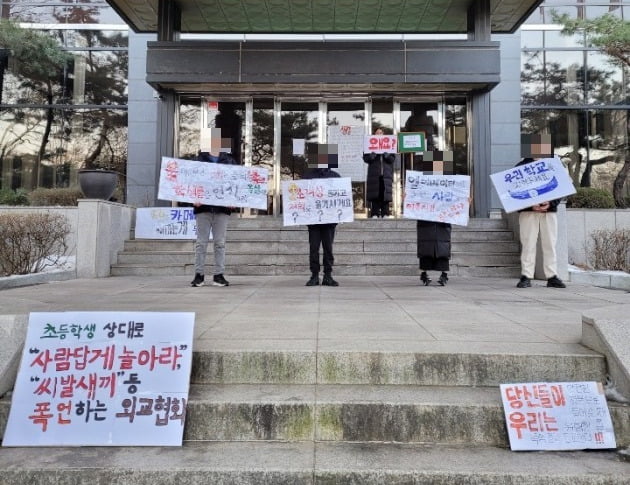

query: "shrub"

left=0, top=188, right=29, bottom=206
left=566, top=187, right=615, bottom=208
left=0, top=212, right=70, bottom=276
left=28, top=187, right=82, bottom=206
left=588, top=229, right=630, bottom=272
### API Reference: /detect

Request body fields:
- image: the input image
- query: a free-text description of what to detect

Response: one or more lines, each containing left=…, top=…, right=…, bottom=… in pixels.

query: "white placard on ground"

left=490, top=157, right=576, bottom=213
left=157, top=157, right=268, bottom=210
left=403, top=171, right=471, bottom=226
left=500, top=381, right=616, bottom=451
left=3, top=311, right=195, bottom=447
left=282, top=177, right=354, bottom=226
left=135, top=207, right=200, bottom=240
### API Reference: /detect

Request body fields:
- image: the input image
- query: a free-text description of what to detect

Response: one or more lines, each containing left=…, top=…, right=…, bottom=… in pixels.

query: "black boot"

left=321, top=274, right=339, bottom=287
left=438, top=272, right=448, bottom=286
left=420, top=271, right=431, bottom=286
left=306, top=274, right=319, bottom=286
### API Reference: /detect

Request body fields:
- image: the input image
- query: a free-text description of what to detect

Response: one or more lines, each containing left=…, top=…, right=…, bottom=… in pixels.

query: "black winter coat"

left=416, top=220, right=452, bottom=259
left=363, top=152, right=395, bottom=201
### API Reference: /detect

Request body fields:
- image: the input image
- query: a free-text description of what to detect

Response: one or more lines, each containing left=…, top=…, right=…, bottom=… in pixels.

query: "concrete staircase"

left=1, top=344, right=629, bottom=483
left=111, top=217, right=521, bottom=277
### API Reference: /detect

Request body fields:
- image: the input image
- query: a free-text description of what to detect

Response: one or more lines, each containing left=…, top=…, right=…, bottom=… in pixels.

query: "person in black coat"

left=302, top=166, right=341, bottom=287
left=363, top=129, right=395, bottom=218
left=417, top=220, right=451, bottom=286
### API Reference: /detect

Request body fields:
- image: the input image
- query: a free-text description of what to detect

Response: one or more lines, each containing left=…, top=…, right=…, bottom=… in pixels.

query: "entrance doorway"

left=176, top=95, right=469, bottom=217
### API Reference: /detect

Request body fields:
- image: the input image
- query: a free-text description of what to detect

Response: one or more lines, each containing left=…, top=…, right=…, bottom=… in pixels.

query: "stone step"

left=115, top=251, right=520, bottom=266
left=180, top=383, right=630, bottom=446
left=189, top=343, right=606, bottom=386
left=110, top=262, right=522, bottom=277
left=0, top=442, right=627, bottom=484
left=118, top=240, right=520, bottom=257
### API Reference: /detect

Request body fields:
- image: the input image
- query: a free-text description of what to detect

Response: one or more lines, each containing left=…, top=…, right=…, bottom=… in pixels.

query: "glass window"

left=178, top=97, right=201, bottom=159
left=252, top=99, right=275, bottom=214
left=280, top=102, right=319, bottom=181
left=521, top=50, right=546, bottom=105
left=521, top=30, right=543, bottom=48
left=585, top=6, right=621, bottom=19
left=0, top=107, right=127, bottom=191
left=521, top=108, right=628, bottom=199
left=543, top=5, right=582, bottom=22
left=371, top=99, right=394, bottom=133
left=544, top=29, right=584, bottom=48
left=205, top=101, right=245, bottom=164
left=544, top=51, right=586, bottom=105
left=586, top=51, right=624, bottom=104
left=523, top=6, right=544, bottom=24
left=1, top=4, right=124, bottom=24
left=445, top=98, right=469, bottom=176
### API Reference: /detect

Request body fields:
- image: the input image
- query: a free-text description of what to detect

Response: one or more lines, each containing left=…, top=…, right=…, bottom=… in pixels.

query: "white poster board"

left=157, top=157, right=268, bottom=210
left=490, top=157, right=576, bottom=213
left=500, top=381, right=616, bottom=451
left=282, top=177, right=354, bottom=226
left=403, top=171, right=471, bottom=226
left=3, top=311, right=195, bottom=447
left=135, top=207, right=201, bottom=240
left=364, top=135, right=398, bottom=154
left=327, top=125, right=366, bottom=181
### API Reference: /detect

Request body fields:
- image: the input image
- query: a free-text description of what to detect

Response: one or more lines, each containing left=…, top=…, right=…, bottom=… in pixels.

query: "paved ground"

left=0, top=275, right=627, bottom=354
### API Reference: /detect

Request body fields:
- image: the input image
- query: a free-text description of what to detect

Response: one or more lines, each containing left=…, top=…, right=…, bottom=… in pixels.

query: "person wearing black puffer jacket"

left=190, top=150, right=237, bottom=288
left=417, top=220, right=451, bottom=286
left=364, top=128, right=396, bottom=218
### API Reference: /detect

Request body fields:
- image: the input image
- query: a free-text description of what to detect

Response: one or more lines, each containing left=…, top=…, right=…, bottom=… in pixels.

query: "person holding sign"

left=190, top=129, right=237, bottom=288
left=303, top=149, right=342, bottom=287
left=515, top=135, right=566, bottom=289
left=363, top=128, right=396, bottom=218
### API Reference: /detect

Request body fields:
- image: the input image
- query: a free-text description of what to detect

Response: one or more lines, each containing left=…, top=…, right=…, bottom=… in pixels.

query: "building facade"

left=2, top=0, right=627, bottom=212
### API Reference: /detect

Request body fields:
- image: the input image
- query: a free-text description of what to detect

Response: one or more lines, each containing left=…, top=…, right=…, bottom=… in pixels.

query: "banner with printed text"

left=135, top=207, right=200, bottom=239
left=490, top=157, right=576, bottom=213
left=282, top=177, right=354, bottom=226
left=3, top=311, right=195, bottom=446
left=403, top=171, right=471, bottom=226
left=500, top=381, right=616, bottom=451
left=157, top=157, right=268, bottom=209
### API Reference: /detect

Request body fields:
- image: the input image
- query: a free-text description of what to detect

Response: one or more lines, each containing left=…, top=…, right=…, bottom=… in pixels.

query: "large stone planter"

left=78, top=169, right=118, bottom=200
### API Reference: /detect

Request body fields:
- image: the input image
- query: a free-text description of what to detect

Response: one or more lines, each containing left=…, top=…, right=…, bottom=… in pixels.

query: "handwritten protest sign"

left=403, top=171, right=471, bottom=226
left=364, top=135, right=398, bottom=154
left=157, top=157, right=268, bottom=209
left=490, top=157, right=576, bottom=213
left=328, top=125, right=365, bottom=181
left=500, top=381, right=616, bottom=451
left=398, top=132, right=426, bottom=153
left=282, top=177, right=354, bottom=226
left=135, top=207, right=201, bottom=240
left=3, top=311, right=194, bottom=446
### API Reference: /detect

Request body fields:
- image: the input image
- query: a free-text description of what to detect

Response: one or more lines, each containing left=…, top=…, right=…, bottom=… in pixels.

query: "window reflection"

left=280, top=102, right=318, bottom=181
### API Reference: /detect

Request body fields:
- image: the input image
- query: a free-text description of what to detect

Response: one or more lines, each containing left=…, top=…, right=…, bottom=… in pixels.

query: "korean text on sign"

left=490, top=157, right=576, bottom=213
left=403, top=171, right=471, bottom=226
left=135, top=207, right=198, bottom=240
left=3, top=311, right=195, bottom=447
left=281, top=177, right=354, bottom=227
left=364, top=135, right=397, bottom=154
left=500, top=381, right=616, bottom=451
left=157, top=157, right=269, bottom=209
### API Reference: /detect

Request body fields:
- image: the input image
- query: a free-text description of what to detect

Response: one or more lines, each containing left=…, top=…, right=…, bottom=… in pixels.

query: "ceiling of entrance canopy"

left=106, top=0, right=541, bottom=35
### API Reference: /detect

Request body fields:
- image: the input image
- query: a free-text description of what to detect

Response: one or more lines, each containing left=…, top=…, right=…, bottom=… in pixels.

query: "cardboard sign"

left=500, top=381, right=616, bottom=451
left=403, top=171, right=471, bottom=226
left=157, top=157, right=268, bottom=210
left=282, top=177, right=354, bottom=226
left=135, top=207, right=202, bottom=240
left=398, top=132, right=426, bottom=153
left=364, top=135, right=398, bottom=154
left=3, top=311, right=195, bottom=447
left=490, top=157, right=576, bottom=213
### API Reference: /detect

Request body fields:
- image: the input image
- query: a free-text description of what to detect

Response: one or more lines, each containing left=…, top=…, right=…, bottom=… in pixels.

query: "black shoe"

left=547, top=275, right=566, bottom=288
left=212, top=274, right=230, bottom=287
left=306, top=274, right=319, bottom=286
left=191, top=273, right=204, bottom=287
left=438, top=272, right=448, bottom=286
left=321, top=274, right=339, bottom=287
left=420, top=271, right=431, bottom=286
left=516, top=275, right=531, bottom=288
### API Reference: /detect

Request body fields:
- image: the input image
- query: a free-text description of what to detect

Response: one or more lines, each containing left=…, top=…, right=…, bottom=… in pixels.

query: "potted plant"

left=78, top=168, right=118, bottom=200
